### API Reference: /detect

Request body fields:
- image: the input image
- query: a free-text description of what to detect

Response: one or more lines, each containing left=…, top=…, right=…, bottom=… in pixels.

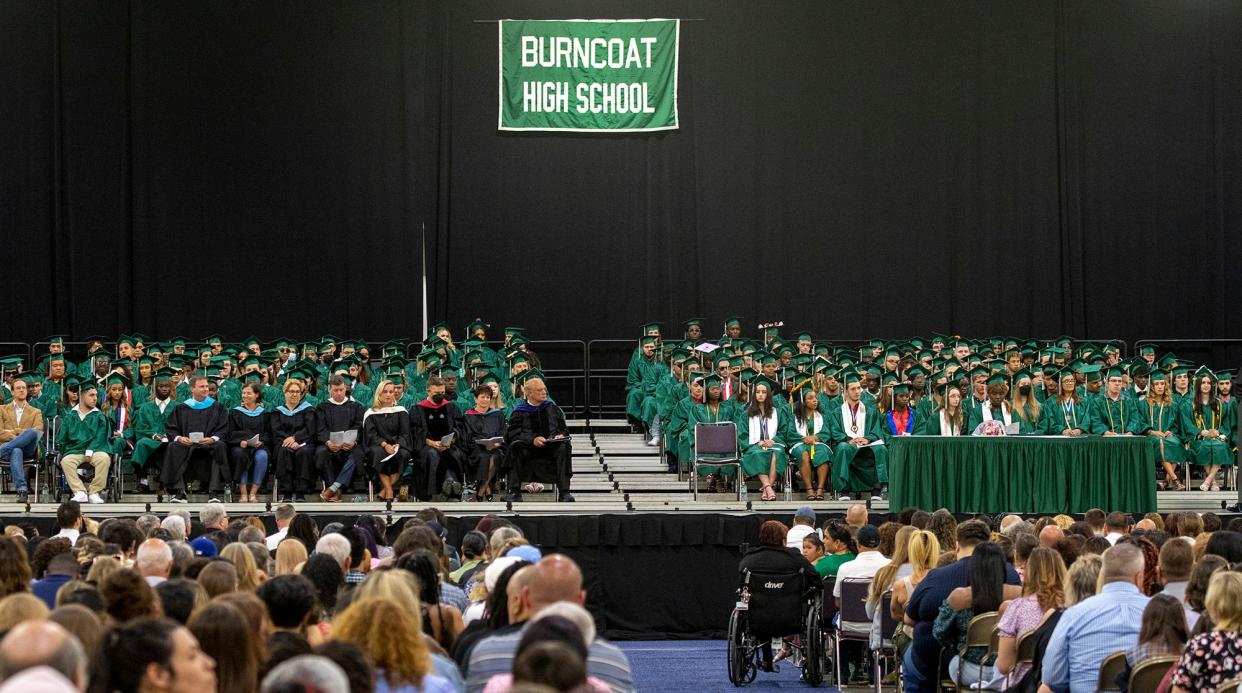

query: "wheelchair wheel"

left=801, top=603, right=824, bottom=686
left=726, top=609, right=756, bottom=686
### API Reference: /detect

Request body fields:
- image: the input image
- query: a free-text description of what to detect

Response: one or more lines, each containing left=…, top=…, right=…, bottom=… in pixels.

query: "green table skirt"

left=889, top=435, right=1157, bottom=514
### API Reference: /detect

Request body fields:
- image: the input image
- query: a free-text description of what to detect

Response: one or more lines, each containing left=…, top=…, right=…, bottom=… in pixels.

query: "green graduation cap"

left=384, top=371, right=406, bottom=385
left=702, top=373, right=723, bottom=389
left=841, top=370, right=863, bottom=386
left=477, top=372, right=502, bottom=386
left=504, top=326, right=526, bottom=336
left=515, top=367, right=546, bottom=385
left=1104, top=366, right=1126, bottom=380
left=1012, top=369, right=1032, bottom=383
left=1148, top=369, right=1168, bottom=382
left=640, top=335, right=659, bottom=347
left=905, top=365, right=927, bottom=378
left=985, top=373, right=1010, bottom=387
left=45, top=335, right=66, bottom=346
left=723, top=316, right=743, bottom=327
left=683, top=318, right=704, bottom=328
left=641, top=323, right=662, bottom=335
left=1194, top=365, right=1217, bottom=382
left=891, top=381, right=912, bottom=396
left=1138, top=345, right=1156, bottom=356
left=102, top=371, right=131, bottom=389
left=749, top=374, right=779, bottom=394
left=1218, top=370, right=1234, bottom=382
left=1081, top=364, right=1104, bottom=382
left=17, top=372, right=41, bottom=385
left=738, top=367, right=758, bottom=382
left=466, top=319, right=490, bottom=333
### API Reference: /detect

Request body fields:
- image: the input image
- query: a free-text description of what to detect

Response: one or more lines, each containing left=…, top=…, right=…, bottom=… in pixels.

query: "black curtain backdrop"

left=2, top=0, right=1239, bottom=345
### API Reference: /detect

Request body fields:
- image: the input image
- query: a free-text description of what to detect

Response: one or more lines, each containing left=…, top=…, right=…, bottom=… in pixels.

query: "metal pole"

left=421, top=222, right=428, bottom=338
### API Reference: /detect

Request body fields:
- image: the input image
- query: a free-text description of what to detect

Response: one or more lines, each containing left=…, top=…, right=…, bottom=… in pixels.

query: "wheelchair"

left=727, top=567, right=826, bottom=687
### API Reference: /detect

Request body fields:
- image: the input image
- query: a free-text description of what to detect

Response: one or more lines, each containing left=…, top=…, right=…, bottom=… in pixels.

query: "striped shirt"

left=1041, top=582, right=1149, bottom=693
left=465, top=626, right=634, bottom=693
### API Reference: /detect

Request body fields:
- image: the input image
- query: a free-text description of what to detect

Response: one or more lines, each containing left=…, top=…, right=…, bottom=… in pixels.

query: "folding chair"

left=1096, top=650, right=1127, bottom=693
left=1127, top=655, right=1179, bottom=693
left=954, top=611, right=997, bottom=692
left=834, top=577, right=873, bottom=686
left=872, top=590, right=899, bottom=693
left=692, top=421, right=741, bottom=501
left=1218, top=680, right=1242, bottom=693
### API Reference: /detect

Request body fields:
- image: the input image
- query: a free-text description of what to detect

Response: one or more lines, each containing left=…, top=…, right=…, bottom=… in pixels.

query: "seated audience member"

left=162, top=374, right=230, bottom=502
left=130, top=371, right=176, bottom=494
left=395, top=550, right=464, bottom=648
left=834, top=525, right=890, bottom=607
left=816, top=520, right=858, bottom=578
left=1158, top=538, right=1199, bottom=628
left=258, top=574, right=320, bottom=641
left=47, top=604, right=104, bottom=662
left=1116, top=594, right=1187, bottom=691
left=903, top=520, right=1018, bottom=693
left=332, top=596, right=454, bottom=693
left=156, top=578, right=206, bottom=624
left=56, top=381, right=111, bottom=504
left=1104, top=512, right=1129, bottom=544
left=1040, top=543, right=1149, bottom=693
left=260, top=655, right=349, bottom=693
left=491, top=614, right=610, bottom=693
left=995, top=547, right=1067, bottom=690
left=314, top=375, right=364, bottom=502
left=136, top=537, right=174, bottom=587
left=90, top=617, right=217, bottom=692
left=465, top=554, right=634, bottom=693
left=786, top=506, right=817, bottom=548
left=1171, top=571, right=1242, bottom=693
left=0, top=620, right=87, bottom=690
left=502, top=376, right=574, bottom=503
left=31, top=553, right=78, bottom=609
left=189, top=601, right=262, bottom=693
left=935, top=542, right=1016, bottom=688
left=0, top=375, right=44, bottom=503
left=312, top=641, right=375, bottom=693
left=889, top=530, right=940, bottom=645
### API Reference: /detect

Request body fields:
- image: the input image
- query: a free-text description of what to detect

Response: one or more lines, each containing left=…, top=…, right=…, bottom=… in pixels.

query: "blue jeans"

left=1, top=429, right=42, bottom=491
left=239, top=449, right=269, bottom=486
left=902, top=644, right=931, bottom=693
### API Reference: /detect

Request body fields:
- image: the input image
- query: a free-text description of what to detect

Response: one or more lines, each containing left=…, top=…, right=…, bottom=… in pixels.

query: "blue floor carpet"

left=618, top=640, right=846, bottom=692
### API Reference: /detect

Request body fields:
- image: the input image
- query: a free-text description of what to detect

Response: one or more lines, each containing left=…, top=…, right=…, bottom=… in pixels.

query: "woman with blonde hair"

left=1171, top=571, right=1242, bottom=692
left=221, top=543, right=264, bottom=592
left=995, top=548, right=1067, bottom=689
left=1144, top=371, right=1188, bottom=490
left=0, top=593, right=49, bottom=629
left=332, top=597, right=454, bottom=693
left=868, top=525, right=916, bottom=649
left=1065, top=553, right=1102, bottom=605
left=275, top=537, right=309, bottom=576
left=363, top=379, right=413, bottom=503
left=890, top=530, right=941, bottom=634
left=85, top=556, right=123, bottom=585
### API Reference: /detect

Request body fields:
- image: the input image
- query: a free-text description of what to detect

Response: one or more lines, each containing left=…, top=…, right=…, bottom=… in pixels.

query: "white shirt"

left=1104, top=531, right=1125, bottom=545
left=786, top=524, right=816, bottom=549
left=54, top=528, right=80, bottom=545
left=266, top=527, right=289, bottom=551
left=832, top=550, right=891, bottom=598
left=144, top=575, right=167, bottom=587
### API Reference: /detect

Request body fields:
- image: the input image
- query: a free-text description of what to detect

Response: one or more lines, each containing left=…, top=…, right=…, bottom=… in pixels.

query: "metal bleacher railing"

left=6, top=337, right=1242, bottom=421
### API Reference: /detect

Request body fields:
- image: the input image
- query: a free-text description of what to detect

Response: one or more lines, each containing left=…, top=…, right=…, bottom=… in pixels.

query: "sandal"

left=760, top=484, right=776, bottom=502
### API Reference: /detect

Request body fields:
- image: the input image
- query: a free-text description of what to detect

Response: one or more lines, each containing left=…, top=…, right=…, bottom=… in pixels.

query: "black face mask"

left=1019, top=385, right=1032, bottom=396
left=431, top=393, right=445, bottom=404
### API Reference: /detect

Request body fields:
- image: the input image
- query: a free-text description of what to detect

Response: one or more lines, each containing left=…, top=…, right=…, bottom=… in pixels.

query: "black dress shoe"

left=503, top=492, right=523, bottom=503
left=16, top=491, right=28, bottom=504
left=558, top=491, right=576, bottom=502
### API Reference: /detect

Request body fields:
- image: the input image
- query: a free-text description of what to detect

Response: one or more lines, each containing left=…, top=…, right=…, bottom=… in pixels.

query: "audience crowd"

left=749, top=504, right=1242, bottom=693
left=0, top=499, right=635, bottom=693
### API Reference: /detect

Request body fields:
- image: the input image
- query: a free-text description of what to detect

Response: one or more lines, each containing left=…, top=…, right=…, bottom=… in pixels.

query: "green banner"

left=499, top=19, right=679, bottom=132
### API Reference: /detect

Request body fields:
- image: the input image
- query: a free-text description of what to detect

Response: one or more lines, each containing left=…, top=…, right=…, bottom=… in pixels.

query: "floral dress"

left=1170, top=631, right=1242, bottom=693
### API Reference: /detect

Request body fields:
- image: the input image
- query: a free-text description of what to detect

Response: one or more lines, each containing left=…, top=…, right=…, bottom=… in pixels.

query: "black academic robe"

left=226, top=407, right=271, bottom=479
left=409, top=399, right=467, bottom=500
left=314, top=399, right=366, bottom=485
left=504, top=400, right=572, bottom=491
left=270, top=403, right=317, bottom=495
left=463, top=408, right=508, bottom=486
left=161, top=398, right=229, bottom=492
left=362, top=408, right=413, bottom=476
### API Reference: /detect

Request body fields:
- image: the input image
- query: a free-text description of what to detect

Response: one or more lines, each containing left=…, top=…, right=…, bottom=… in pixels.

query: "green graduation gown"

left=1138, top=398, right=1188, bottom=464
left=1179, top=399, right=1234, bottom=467
left=913, top=409, right=966, bottom=436
left=130, top=398, right=174, bottom=468
left=736, top=405, right=797, bottom=478
left=1011, top=402, right=1042, bottom=434
left=56, top=407, right=110, bottom=455
left=789, top=410, right=832, bottom=468
left=684, top=399, right=738, bottom=477
left=1038, top=397, right=1098, bottom=436
left=1094, top=396, right=1144, bottom=436
left=825, top=399, right=888, bottom=492
left=965, top=402, right=1018, bottom=435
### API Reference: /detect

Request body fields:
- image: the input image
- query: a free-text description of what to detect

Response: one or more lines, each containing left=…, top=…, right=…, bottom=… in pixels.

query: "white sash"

left=748, top=409, right=781, bottom=446
left=939, top=411, right=959, bottom=436
left=840, top=402, right=866, bottom=437
left=981, top=403, right=1012, bottom=426
left=795, top=412, right=823, bottom=438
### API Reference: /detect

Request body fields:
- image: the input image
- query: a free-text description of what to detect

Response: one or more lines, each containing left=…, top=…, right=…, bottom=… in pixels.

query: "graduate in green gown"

left=824, top=371, right=889, bottom=500
left=1180, top=368, right=1234, bottom=491
left=684, top=374, right=739, bottom=488
left=965, top=373, right=1017, bottom=434
left=625, top=333, right=662, bottom=430
left=663, top=374, right=700, bottom=474
left=736, top=376, right=797, bottom=501
left=790, top=385, right=832, bottom=500
left=97, top=372, right=134, bottom=457
left=1218, top=371, right=1238, bottom=455
left=130, top=369, right=177, bottom=491
left=1008, top=370, right=1043, bottom=434
left=1039, top=369, right=1097, bottom=436
left=1095, top=366, right=1144, bottom=436
left=1140, top=371, right=1188, bottom=490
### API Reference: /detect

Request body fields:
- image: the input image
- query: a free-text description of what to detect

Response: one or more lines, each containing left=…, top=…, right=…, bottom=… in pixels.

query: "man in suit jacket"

left=0, top=375, right=45, bottom=502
